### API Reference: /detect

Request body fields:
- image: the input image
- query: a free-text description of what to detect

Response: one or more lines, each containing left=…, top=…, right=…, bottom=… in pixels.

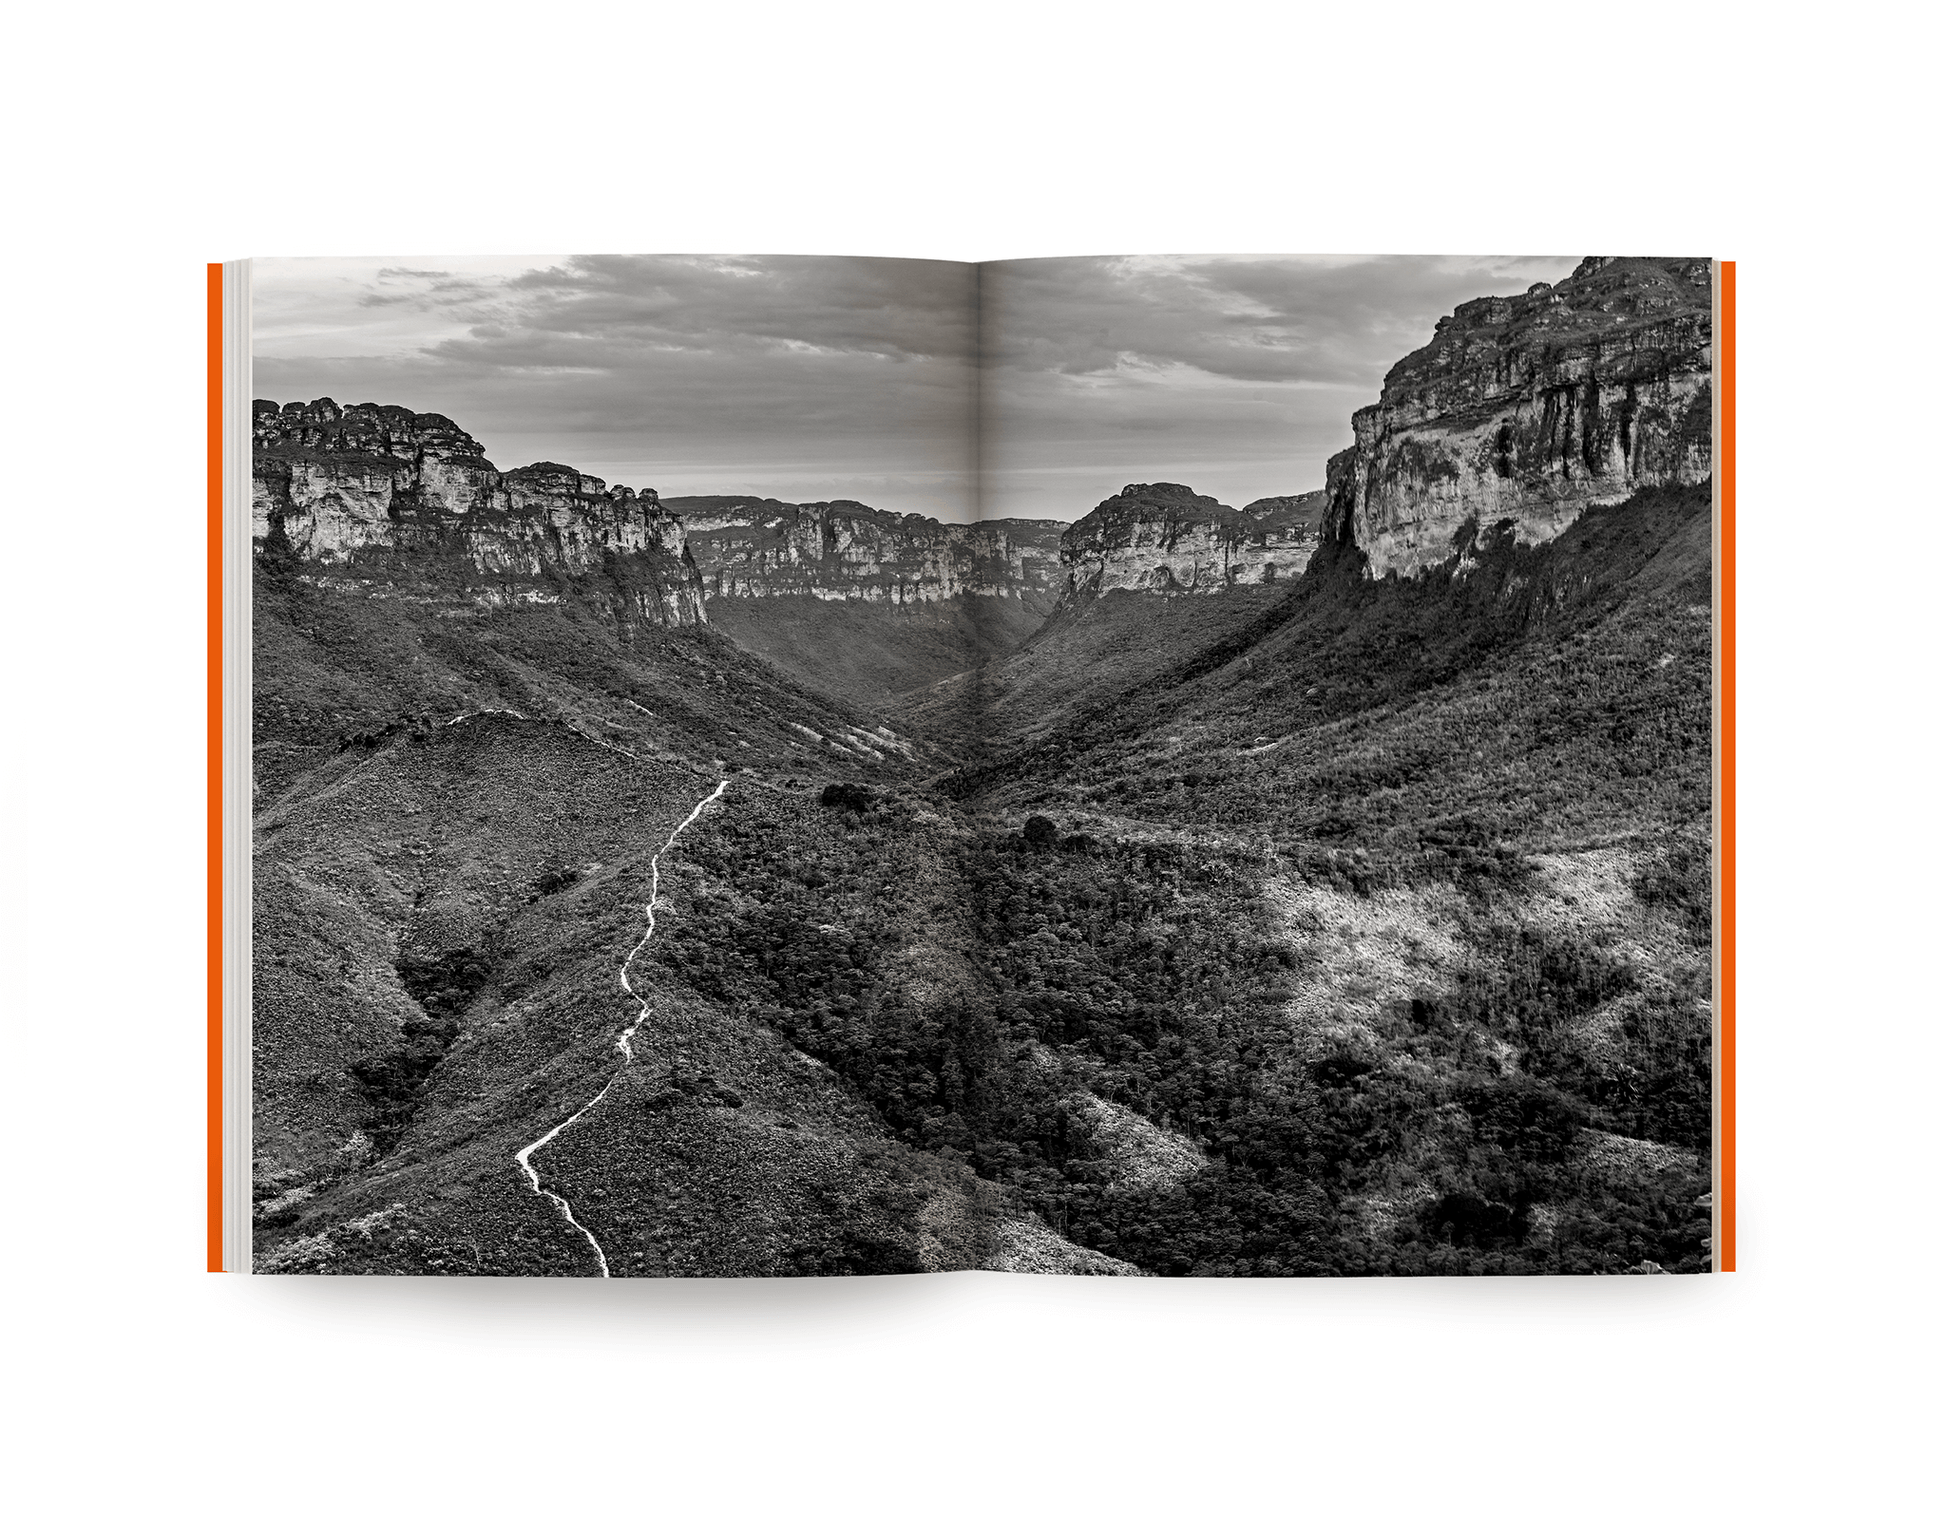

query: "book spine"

left=1714, top=259, right=1737, bottom=1274
left=209, top=260, right=253, bottom=1273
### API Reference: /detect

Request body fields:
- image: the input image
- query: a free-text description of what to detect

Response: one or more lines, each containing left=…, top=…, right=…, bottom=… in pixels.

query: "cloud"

left=488, top=254, right=976, bottom=361
left=976, top=253, right=1581, bottom=516
left=252, top=251, right=1584, bottom=522
left=254, top=254, right=979, bottom=518
left=981, top=253, right=1577, bottom=384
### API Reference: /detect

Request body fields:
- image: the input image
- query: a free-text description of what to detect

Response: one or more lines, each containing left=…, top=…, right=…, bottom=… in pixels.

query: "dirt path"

left=512, top=779, right=730, bottom=1276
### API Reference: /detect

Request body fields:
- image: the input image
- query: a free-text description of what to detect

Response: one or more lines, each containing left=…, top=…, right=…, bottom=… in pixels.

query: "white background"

left=4, top=3, right=1938, bottom=1512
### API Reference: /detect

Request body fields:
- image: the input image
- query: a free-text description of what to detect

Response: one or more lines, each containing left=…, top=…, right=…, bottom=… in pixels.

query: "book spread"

left=210, top=253, right=1733, bottom=1276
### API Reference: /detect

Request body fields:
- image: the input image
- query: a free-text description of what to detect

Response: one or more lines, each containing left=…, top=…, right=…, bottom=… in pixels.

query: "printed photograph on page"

left=249, top=254, right=1717, bottom=1276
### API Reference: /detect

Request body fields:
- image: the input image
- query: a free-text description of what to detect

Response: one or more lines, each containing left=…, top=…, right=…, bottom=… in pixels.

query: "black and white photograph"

left=245, top=252, right=1721, bottom=1277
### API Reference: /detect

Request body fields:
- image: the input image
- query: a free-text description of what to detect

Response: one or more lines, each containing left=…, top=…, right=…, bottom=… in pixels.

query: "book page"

left=959, top=253, right=1719, bottom=1272
left=247, top=254, right=1033, bottom=1275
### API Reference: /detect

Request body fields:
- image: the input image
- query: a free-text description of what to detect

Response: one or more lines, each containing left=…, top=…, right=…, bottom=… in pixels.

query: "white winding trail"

left=513, top=779, right=730, bottom=1276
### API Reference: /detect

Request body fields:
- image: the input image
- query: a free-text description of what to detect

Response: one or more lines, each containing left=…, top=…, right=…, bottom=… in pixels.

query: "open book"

left=209, top=254, right=1733, bottom=1276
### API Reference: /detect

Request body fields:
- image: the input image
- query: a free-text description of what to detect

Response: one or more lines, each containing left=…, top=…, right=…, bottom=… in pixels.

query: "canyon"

left=255, top=402, right=1330, bottom=708
left=255, top=402, right=1329, bottom=645
left=253, top=256, right=1717, bottom=671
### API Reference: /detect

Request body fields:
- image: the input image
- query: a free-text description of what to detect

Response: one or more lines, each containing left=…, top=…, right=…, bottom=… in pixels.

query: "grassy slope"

left=945, top=484, right=1713, bottom=847
left=704, top=591, right=1054, bottom=711
left=251, top=577, right=1132, bottom=1275
left=252, top=568, right=950, bottom=805
left=894, top=586, right=1288, bottom=755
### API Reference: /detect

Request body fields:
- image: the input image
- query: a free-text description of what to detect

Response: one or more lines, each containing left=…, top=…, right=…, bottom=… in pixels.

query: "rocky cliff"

left=253, top=399, right=708, bottom=627
left=662, top=496, right=1065, bottom=607
left=1056, top=483, right=1323, bottom=607
left=1324, top=256, right=1714, bottom=578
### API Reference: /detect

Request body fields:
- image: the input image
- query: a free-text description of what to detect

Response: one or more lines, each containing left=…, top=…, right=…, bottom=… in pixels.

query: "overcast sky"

left=978, top=254, right=1578, bottom=518
left=255, top=252, right=1579, bottom=523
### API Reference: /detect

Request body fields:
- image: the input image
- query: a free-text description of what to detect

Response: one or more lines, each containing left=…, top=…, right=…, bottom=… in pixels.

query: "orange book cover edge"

left=207, top=263, right=225, bottom=1272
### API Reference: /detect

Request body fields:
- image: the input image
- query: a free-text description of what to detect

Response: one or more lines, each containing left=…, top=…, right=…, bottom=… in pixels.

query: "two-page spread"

left=211, top=254, right=1732, bottom=1276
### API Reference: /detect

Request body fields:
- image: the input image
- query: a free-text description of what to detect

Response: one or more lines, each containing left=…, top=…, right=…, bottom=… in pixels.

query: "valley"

left=250, top=254, right=1717, bottom=1276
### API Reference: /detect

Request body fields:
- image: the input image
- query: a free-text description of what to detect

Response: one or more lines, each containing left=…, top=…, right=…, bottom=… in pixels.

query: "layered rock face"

left=253, top=399, right=707, bottom=627
left=662, top=496, right=1065, bottom=607
left=1057, top=483, right=1323, bottom=607
left=1325, top=256, right=1714, bottom=578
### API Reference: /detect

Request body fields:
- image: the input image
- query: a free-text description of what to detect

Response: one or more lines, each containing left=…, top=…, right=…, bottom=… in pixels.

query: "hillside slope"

left=254, top=711, right=1138, bottom=1277
left=704, top=592, right=1053, bottom=709
left=910, top=481, right=1715, bottom=1274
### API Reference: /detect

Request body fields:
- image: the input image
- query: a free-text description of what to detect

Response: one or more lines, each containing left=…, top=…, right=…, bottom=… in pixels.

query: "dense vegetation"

left=651, top=776, right=1710, bottom=1275
left=347, top=944, right=496, bottom=1154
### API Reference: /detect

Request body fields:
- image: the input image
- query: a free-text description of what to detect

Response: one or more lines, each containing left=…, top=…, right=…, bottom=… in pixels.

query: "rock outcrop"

left=1324, top=256, right=1715, bottom=578
left=253, top=399, right=708, bottom=627
left=662, top=496, right=1065, bottom=608
left=1056, top=483, right=1323, bottom=607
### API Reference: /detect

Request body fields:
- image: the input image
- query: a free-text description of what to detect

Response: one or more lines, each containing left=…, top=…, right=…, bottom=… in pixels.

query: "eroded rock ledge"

left=1056, top=483, right=1324, bottom=608
left=253, top=399, right=708, bottom=628
left=1324, top=256, right=1715, bottom=579
left=662, top=496, right=1065, bottom=607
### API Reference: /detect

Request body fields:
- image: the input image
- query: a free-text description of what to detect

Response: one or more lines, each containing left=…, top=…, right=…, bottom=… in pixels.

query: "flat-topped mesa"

left=252, top=399, right=707, bottom=628
left=662, top=496, right=1066, bottom=607
left=1324, top=255, right=1715, bottom=579
left=1057, top=482, right=1324, bottom=607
